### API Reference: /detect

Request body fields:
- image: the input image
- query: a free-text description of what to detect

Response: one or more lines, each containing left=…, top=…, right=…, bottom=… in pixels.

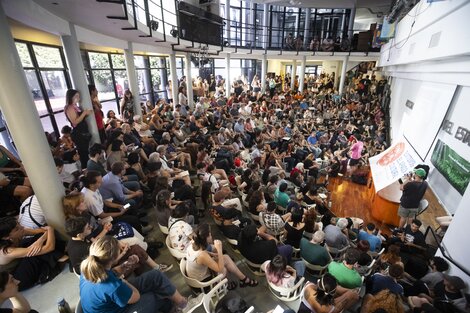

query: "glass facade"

left=14, top=41, right=71, bottom=136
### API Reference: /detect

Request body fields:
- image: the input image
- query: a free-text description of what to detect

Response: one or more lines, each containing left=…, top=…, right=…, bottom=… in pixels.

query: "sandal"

left=227, top=281, right=238, bottom=290
left=239, top=276, right=258, bottom=288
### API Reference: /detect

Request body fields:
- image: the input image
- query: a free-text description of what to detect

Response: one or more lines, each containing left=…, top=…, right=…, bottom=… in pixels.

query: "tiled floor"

left=3, top=175, right=448, bottom=312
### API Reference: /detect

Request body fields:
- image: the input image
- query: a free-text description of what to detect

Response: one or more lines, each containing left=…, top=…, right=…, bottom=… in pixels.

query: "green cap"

left=414, top=168, right=426, bottom=178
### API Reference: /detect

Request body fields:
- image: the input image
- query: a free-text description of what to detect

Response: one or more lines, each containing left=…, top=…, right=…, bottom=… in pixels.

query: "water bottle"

left=57, top=298, right=72, bottom=313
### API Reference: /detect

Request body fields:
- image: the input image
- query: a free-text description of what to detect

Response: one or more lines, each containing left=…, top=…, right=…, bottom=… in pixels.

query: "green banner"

left=431, top=139, right=470, bottom=195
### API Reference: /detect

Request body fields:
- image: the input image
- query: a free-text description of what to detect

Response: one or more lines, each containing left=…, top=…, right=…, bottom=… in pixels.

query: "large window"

left=83, top=51, right=128, bottom=117
left=15, top=41, right=71, bottom=136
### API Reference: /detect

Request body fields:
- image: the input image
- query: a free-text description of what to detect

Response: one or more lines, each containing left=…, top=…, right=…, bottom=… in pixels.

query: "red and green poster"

left=431, top=139, right=470, bottom=195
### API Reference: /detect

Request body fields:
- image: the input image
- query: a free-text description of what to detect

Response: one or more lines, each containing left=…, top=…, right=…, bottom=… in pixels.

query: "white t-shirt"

left=81, top=187, right=104, bottom=217
left=168, top=219, right=193, bottom=252
left=18, top=196, right=46, bottom=229
left=203, top=173, right=219, bottom=193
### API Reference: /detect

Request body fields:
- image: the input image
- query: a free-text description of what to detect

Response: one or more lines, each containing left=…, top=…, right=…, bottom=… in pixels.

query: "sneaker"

left=154, top=263, right=173, bottom=273
left=182, top=293, right=204, bottom=313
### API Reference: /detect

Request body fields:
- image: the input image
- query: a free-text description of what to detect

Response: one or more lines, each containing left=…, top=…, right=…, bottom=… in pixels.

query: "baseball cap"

left=414, top=168, right=426, bottom=178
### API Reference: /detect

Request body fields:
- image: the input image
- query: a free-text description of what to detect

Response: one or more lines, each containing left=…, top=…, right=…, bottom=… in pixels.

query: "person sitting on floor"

left=79, top=236, right=201, bottom=313
left=0, top=271, right=39, bottom=313
left=0, top=217, right=63, bottom=291
left=65, top=216, right=171, bottom=277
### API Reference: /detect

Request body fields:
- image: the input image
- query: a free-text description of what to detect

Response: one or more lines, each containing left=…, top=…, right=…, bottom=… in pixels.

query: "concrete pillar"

left=339, top=55, right=349, bottom=95
left=225, top=0, right=231, bottom=44
left=0, top=5, right=66, bottom=233
left=184, top=53, right=194, bottom=109
left=262, top=4, right=269, bottom=49
left=299, top=56, right=306, bottom=92
left=61, top=23, right=100, bottom=144
left=168, top=53, right=179, bottom=105
left=291, top=60, right=297, bottom=90
left=348, top=5, right=356, bottom=40
left=124, top=42, right=142, bottom=117
left=261, top=54, right=267, bottom=94
left=303, top=8, right=311, bottom=47
left=225, top=54, right=231, bottom=96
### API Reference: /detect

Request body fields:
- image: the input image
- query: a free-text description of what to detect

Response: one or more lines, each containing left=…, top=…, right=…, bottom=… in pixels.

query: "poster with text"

left=431, top=139, right=470, bottom=195
left=369, top=137, right=421, bottom=191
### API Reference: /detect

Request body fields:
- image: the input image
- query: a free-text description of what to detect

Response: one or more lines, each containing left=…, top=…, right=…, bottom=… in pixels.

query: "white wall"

left=381, top=0, right=470, bottom=286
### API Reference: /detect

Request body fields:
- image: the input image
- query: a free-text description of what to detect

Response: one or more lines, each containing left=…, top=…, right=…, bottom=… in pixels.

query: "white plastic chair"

left=244, top=259, right=265, bottom=276
left=363, top=259, right=377, bottom=277
left=202, top=278, right=229, bottom=313
left=326, top=244, right=349, bottom=261
left=166, top=235, right=186, bottom=261
left=249, top=211, right=260, bottom=222
left=301, top=257, right=330, bottom=278
left=180, top=257, right=225, bottom=294
left=158, top=223, right=169, bottom=235
left=370, top=247, right=385, bottom=259
left=266, top=277, right=305, bottom=302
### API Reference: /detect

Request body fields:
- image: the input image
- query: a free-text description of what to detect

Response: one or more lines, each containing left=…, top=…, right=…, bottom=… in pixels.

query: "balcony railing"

left=122, top=0, right=380, bottom=54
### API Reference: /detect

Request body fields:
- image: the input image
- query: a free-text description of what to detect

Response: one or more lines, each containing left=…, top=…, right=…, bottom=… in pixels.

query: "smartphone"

left=398, top=178, right=403, bottom=184
left=122, top=203, right=131, bottom=211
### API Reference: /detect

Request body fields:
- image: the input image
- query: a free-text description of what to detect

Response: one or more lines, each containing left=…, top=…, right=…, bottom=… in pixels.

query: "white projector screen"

left=402, top=82, right=456, bottom=160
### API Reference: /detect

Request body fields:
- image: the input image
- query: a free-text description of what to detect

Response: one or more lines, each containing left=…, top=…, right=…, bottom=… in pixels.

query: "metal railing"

left=121, top=0, right=380, bottom=54
left=424, top=226, right=470, bottom=277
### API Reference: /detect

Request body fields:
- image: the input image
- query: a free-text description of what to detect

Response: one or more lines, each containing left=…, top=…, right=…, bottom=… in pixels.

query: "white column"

left=185, top=53, right=194, bottom=109
left=338, top=55, right=349, bottom=94
left=261, top=54, right=267, bottom=94
left=61, top=23, right=100, bottom=144
left=303, top=8, right=311, bottom=47
left=225, top=0, right=231, bottom=44
left=348, top=5, right=356, bottom=40
left=291, top=60, right=297, bottom=90
left=124, top=42, right=142, bottom=117
left=168, top=53, right=179, bottom=106
left=0, top=5, right=66, bottom=233
left=299, top=55, right=306, bottom=92
left=262, top=4, right=269, bottom=49
left=225, top=53, right=231, bottom=96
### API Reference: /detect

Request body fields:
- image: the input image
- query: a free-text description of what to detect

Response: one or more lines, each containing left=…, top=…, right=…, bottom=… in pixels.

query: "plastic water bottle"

left=57, top=298, right=72, bottom=313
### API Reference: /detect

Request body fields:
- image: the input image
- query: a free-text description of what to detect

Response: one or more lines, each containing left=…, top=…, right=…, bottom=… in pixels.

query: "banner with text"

left=431, top=139, right=470, bottom=195
left=369, top=137, right=421, bottom=191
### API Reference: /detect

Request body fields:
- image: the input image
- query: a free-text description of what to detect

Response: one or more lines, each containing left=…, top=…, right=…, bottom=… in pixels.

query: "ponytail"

left=81, top=236, right=119, bottom=283
left=192, top=223, right=210, bottom=250
left=315, top=273, right=337, bottom=306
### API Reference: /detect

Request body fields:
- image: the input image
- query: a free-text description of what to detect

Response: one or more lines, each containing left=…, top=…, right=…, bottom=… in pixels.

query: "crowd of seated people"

left=0, top=72, right=468, bottom=313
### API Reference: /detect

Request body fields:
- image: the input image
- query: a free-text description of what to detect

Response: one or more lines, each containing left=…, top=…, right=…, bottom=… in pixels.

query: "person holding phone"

left=397, top=168, right=428, bottom=229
